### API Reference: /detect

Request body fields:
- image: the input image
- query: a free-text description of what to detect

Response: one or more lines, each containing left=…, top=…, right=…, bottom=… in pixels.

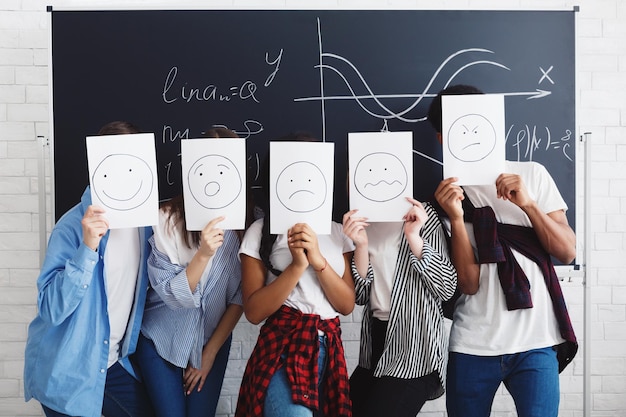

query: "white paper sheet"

left=86, top=133, right=159, bottom=229
left=181, top=138, right=247, bottom=231
left=269, top=141, right=334, bottom=235
left=348, top=131, right=413, bottom=222
left=442, top=94, right=506, bottom=185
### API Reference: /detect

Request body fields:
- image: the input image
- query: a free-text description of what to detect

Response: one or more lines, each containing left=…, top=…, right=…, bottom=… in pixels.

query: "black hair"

left=426, top=84, right=484, bottom=133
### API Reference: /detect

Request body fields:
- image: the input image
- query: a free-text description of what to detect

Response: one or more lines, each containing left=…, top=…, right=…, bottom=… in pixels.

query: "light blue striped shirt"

left=141, top=229, right=242, bottom=369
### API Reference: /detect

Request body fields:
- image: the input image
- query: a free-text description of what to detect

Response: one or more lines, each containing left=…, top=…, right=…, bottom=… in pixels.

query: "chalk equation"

left=161, top=49, right=283, bottom=104
left=507, top=125, right=574, bottom=162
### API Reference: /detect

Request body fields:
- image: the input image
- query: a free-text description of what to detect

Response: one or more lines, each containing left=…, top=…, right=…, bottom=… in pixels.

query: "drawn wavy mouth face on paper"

left=188, top=154, right=242, bottom=209
left=276, top=161, right=327, bottom=213
left=354, top=152, right=408, bottom=202
left=447, top=114, right=497, bottom=162
left=92, top=154, right=154, bottom=211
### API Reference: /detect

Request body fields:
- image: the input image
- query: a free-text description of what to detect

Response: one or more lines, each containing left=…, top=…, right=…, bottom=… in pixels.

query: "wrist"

left=313, top=258, right=328, bottom=273
left=519, top=199, right=538, bottom=214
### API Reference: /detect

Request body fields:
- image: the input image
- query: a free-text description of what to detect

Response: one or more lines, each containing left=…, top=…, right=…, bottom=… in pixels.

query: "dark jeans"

left=349, top=318, right=439, bottom=417
left=135, top=333, right=232, bottom=417
left=42, top=361, right=154, bottom=417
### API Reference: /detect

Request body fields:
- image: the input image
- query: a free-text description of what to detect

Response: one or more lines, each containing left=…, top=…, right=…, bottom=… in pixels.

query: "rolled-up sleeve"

left=147, top=236, right=201, bottom=309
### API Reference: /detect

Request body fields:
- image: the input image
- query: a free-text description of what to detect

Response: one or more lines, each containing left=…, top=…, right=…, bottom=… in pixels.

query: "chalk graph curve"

left=296, top=47, right=511, bottom=124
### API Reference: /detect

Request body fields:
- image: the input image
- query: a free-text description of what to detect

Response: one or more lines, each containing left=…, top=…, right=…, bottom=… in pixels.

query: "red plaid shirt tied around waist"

left=235, top=305, right=352, bottom=417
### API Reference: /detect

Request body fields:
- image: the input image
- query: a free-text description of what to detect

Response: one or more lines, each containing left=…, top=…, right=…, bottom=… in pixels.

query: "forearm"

left=522, top=203, right=576, bottom=264
left=316, top=253, right=355, bottom=315
left=352, top=243, right=370, bottom=277
left=407, top=233, right=424, bottom=260
left=204, top=304, right=243, bottom=356
left=185, top=252, right=212, bottom=292
left=243, top=262, right=306, bottom=324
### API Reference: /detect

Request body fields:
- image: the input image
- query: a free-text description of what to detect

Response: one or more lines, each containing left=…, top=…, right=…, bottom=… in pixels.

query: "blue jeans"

left=446, top=347, right=560, bottom=417
left=42, top=361, right=154, bottom=417
left=135, top=333, right=232, bottom=417
left=264, top=335, right=328, bottom=417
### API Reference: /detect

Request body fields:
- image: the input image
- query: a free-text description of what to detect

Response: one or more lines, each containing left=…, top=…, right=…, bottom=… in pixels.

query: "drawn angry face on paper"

left=276, top=161, right=327, bottom=213
left=354, top=152, right=408, bottom=202
left=447, top=113, right=497, bottom=162
left=91, top=154, right=154, bottom=211
left=187, top=154, right=242, bottom=209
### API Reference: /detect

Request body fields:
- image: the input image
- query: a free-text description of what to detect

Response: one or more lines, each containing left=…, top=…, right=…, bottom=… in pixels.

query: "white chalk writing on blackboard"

left=507, top=125, right=573, bottom=162
left=162, top=66, right=260, bottom=103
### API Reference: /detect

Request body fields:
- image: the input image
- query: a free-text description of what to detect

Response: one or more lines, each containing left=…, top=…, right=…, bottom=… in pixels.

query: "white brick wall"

left=0, top=1, right=624, bottom=416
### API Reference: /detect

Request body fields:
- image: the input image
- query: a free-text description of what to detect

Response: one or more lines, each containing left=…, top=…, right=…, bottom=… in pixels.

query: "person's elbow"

left=456, top=265, right=480, bottom=295
left=337, top=305, right=355, bottom=315
left=458, top=280, right=479, bottom=295
left=333, top=295, right=356, bottom=316
left=243, top=306, right=265, bottom=325
left=555, top=245, right=577, bottom=266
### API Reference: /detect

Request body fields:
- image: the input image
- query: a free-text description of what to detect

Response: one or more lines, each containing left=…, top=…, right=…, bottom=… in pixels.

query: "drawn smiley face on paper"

left=354, top=152, right=408, bottom=202
left=187, top=154, right=242, bottom=209
left=276, top=161, right=327, bottom=213
left=92, top=154, right=154, bottom=211
left=447, top=114, right=497, bottom=162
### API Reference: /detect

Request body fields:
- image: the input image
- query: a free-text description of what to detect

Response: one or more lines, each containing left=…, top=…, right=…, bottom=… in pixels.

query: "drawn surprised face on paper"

left=92, top=154, right=154, bottom=211
left=276, top=161, right=327, bottom=213
left=447, top=113, right=497, bottom=162
left=354, top=152, right=408, bottom=202
left=187, top=154, right=242, bottom=209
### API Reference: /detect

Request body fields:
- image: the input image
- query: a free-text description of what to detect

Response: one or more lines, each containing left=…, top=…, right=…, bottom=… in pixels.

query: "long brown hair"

left=161, top=127, right=252, bottom=247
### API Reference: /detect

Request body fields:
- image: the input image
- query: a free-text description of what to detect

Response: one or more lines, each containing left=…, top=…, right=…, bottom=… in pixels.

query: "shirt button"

left=82, top=284, right=88, bottom=289
left=100, top=369, right=105, bottom=373
left=303, top=394, right=309, bottom=399
left=104, top=340, right=108, bottom=345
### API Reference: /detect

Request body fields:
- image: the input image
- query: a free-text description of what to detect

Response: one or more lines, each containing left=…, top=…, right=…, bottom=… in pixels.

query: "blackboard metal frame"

left=43, top=5, right=588, bottom=416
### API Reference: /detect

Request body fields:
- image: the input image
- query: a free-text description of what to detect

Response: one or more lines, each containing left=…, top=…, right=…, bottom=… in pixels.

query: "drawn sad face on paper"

left=447, top=113, right=497, bottom=162
left=187, top=155, right=242, bottom=209
left=92, top=154, right=154, bottom=211
left=276, top=161, right=327, bottom=213
left=354, top=152, right=408, bottom=202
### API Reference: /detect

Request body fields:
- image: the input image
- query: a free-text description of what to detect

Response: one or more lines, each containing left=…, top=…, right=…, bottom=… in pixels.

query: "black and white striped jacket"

left=353, top=202, right=457, bottom=399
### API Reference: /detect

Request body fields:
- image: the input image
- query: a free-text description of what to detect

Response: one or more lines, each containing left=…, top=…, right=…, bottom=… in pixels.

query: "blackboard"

left=50, top=9, right=576, bottom=229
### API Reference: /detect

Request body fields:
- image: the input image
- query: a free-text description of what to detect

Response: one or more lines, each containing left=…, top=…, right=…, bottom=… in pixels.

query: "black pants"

left=350, top=318, right=439, bottom=417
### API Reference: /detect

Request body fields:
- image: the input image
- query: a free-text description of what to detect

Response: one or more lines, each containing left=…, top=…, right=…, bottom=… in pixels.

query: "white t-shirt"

left=367, top=222, right=403, bottom=321
left=104, top=228, right=140, bottom=368
left=448, top=161, right=567, bottom=356
left=239, top=219, right=355, bottom=319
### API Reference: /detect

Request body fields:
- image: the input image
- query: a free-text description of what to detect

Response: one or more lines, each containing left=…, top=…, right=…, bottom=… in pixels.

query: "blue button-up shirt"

left=24, top=187, right=151, bottom=417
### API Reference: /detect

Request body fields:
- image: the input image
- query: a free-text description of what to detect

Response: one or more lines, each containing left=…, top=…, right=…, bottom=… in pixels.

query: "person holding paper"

left=236, top=133, right=355, bottom=417
left=342, top=195, right=457, bottom=416
left=24, top=121, right=155, bottom=417
left=135, top=127, right=244, bottom=417
left=429, top=84, right=578, bottom=417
